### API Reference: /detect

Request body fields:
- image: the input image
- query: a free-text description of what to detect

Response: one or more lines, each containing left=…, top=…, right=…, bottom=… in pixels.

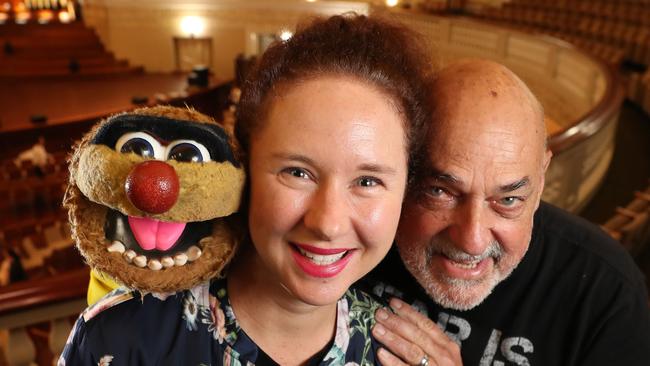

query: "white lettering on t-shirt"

left=479, top=329, right=502, bottom=366
left=501, top=337, right=534, bottom=365
left=434, top=311, right=533, bottom=366
left=436, top=312, right=471, bottom=345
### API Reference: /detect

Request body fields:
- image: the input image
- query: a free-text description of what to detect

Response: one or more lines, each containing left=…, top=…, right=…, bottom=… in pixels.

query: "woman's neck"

left=228, top=246, right=338, bottom=365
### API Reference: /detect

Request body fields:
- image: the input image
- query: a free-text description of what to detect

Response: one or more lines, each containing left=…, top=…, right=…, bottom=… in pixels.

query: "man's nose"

left=303, top=183, right=349, bottom=241
left=448, top=199, right=491, bottom=256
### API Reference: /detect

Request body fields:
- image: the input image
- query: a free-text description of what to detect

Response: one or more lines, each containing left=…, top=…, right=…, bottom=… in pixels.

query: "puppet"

left=64, top=106, right=245, bottom=294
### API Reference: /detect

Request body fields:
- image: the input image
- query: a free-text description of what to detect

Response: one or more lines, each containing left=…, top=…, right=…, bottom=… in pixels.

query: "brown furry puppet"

left=64, top=106, right=245, bottom=293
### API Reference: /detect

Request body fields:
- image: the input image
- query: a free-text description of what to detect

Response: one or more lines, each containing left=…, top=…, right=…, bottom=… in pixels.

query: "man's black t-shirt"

left=367, top=202, right=650, bottom=365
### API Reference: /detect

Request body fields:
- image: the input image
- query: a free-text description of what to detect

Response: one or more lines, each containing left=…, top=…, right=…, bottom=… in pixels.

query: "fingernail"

left=376, top=308, right=389, bottom=320
left=377, top=347, right=388, bottom=358
left=390, top=297, right=403, bottom=309
left=374, top=323, right=386, bottom=336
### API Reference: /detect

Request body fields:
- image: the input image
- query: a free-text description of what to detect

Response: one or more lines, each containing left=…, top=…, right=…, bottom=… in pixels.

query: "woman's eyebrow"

left=358, top=163, right=398, bottom=175
left=270, top=152, right=315, bottom=166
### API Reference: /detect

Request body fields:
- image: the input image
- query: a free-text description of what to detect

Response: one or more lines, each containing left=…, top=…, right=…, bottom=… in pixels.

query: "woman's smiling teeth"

left=296, top=246, right=348, bottom=265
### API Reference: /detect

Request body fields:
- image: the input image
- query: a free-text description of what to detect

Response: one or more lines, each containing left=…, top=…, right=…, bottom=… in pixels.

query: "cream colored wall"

left=81, top=0, right=369, bottom=80
left=388, top=12, right=605, bottom=127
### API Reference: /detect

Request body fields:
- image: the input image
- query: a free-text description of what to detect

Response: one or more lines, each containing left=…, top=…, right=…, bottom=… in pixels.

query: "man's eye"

left=428, top=186, right=446, bottom=197
left=499, top=196, right=520, bottom=206
left=357, top=176, right=381, bottom=188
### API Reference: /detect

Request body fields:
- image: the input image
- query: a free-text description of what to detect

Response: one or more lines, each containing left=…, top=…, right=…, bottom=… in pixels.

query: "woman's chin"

left=282, top=277, right=353, bottom=308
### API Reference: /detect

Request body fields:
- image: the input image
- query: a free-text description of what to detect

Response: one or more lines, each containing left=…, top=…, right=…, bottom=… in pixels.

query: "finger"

left=376, top=305, right=447, bottom=353
left=372, top=322, right=428, bottom=366
left=376, top=347, right=409, bottom=366
left=389, top=298, right=451, bottom=348
left=389, top=298, right=442, bottom=336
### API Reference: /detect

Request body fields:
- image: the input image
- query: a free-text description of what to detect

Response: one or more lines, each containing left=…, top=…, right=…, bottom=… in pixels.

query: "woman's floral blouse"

left=58, top=278, right=384, bottom=365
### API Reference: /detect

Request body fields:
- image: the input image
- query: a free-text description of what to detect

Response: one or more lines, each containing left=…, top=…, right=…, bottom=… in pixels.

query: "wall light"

left=279, top=30, right=293, bottom=41
left=180, top=16, right=205, bottom=38
left=385, top=0, right=399, bottom=7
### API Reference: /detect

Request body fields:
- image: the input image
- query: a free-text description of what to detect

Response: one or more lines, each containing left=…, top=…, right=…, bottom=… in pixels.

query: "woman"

left=228, top=13, right=433, bottom=365
left=60, top=13, right=432, bottom=365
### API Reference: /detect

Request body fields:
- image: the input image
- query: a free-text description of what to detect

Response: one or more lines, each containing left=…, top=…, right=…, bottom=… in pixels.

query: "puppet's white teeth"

left=121, top=246, right=203, bottom=268
left=133, top=255, right=147, bottom=268
left=107, top=241, right=126, bottom=254
left=148, top=259, right=162, bottom=271
left=123, top=249, right=137, bottom=263
left=186, top=246, right=202, bottom=262
left=174, top=253, right=188, bottom=266
left=161, top=256, right=175, bottom=268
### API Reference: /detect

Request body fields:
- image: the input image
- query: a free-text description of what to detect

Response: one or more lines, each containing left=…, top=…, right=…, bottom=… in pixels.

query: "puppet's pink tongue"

left=127, top=216, right=186, bottom=251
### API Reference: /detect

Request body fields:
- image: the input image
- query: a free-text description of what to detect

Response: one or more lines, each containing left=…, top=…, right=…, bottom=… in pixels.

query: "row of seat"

left=627, top=69, right=650, bottom=117
left=506, top=0, right=650, bottom=27
left=0, top=21, right=142, bottom=77
left=476, top=4, right=650, bottom=65
left=0, top=210, right=78, bottom=278
left=601, top=181, right=650, bottom=256
left=0, top=145, right=78, bottom=280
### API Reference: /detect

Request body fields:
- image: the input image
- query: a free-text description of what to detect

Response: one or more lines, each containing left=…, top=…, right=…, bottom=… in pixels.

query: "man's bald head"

left=396, top=59, right=553, bottom=310
left=429, top=59, right=547, bottom=159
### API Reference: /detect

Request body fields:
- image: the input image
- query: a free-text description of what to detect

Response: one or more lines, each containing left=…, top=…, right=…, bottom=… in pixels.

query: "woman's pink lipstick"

left=290, top=243, right=355, bottom=278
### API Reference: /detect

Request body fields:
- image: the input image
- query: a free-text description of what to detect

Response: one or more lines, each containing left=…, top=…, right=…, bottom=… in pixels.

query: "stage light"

left=386, top=0, right=399, bottom=7
left=180, top=16, right=205, bottom=38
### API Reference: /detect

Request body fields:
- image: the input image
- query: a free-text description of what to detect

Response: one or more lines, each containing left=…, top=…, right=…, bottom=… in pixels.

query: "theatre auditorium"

left=0, top=1, right=648, bottom=364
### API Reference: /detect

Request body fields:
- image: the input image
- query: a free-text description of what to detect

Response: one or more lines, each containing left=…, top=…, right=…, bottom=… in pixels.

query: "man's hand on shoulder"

left=372, top=298, right=462, bottom=366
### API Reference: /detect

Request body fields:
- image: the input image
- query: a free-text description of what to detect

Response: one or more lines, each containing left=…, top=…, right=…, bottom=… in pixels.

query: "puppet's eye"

left=115, top=132, right=164, bottom=159
left=166, top=140, right=211, bottom=163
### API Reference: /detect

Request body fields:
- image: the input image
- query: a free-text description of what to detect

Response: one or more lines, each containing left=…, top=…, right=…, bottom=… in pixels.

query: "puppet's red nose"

left=125, top=160, right=180, bottom=214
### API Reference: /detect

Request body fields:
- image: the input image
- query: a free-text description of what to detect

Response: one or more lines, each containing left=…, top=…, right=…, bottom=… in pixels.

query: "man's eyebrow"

left=499, top=177, right=530, bottom=193
left=429, top=169, right=462, bottom=185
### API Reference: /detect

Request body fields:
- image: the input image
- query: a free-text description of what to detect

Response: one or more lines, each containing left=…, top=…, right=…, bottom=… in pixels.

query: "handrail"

left=497, top=31, right=625, bottom=154
left=0, top=76, right=226, bottom=134
left=0, top=267, right=88, bottom=316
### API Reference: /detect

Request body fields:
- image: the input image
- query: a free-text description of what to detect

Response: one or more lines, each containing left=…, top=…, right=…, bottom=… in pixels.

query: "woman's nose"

left=302, top=183, right=349, bottom=241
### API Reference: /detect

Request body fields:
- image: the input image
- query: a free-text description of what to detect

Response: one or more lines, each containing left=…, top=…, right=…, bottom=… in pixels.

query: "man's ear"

left=542, top=148, right=553, bottom=174
left=535, top=148, right=553, bottom=211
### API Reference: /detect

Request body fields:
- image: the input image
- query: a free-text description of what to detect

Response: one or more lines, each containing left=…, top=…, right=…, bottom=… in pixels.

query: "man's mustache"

left=425, top=237, right=503, bottom=263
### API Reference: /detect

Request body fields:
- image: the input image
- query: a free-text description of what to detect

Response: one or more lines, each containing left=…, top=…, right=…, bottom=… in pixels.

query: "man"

left=368, top=59, right=650, bottom=365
